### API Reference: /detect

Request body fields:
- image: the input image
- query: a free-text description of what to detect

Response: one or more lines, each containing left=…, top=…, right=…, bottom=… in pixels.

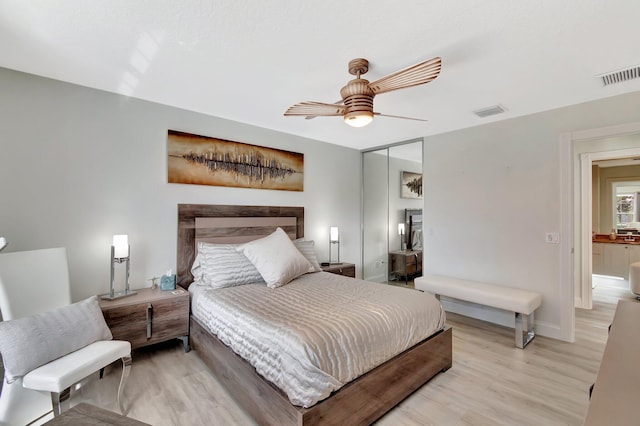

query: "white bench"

left=415, top=275, right=542, bottom=349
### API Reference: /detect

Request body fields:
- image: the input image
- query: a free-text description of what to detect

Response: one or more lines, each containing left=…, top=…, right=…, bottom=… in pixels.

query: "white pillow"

left=293, top=239, right=322, bottom=272
left=237, top=228, right=314, bottom=288
left=192, top=242, right=265, bottom=288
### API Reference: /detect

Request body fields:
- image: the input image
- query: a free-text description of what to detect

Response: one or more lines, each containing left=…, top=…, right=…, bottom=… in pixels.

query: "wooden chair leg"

left=50, top=387, right=71, bottom=416
left=117, top=354, right=132, bottom=415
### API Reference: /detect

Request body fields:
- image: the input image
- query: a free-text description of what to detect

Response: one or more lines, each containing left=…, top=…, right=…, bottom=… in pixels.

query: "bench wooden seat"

left=415, top=274, right=542, bottom=348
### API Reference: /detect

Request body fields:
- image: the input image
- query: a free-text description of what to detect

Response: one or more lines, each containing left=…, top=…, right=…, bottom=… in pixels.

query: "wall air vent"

left=473, top=104, right=506, bottom=118
left=598, top=65, right=640, bottom=86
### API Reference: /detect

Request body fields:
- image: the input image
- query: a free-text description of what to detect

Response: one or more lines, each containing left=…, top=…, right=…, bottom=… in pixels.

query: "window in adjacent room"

left=613, top=181, right=640, bottom=230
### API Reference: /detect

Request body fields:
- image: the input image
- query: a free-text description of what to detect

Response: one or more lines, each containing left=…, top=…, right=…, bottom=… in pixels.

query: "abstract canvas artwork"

left=167, top=130, right=304, bottom=191
left=401, top=171, right=423, bottom=199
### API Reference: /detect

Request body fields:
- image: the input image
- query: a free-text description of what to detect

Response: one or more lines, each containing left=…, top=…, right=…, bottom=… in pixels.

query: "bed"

left=177, top=204, right=452, bottom=426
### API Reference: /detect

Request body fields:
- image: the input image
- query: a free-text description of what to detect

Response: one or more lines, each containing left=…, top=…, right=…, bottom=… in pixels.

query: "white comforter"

left=190, top=272, right=445, bottom=407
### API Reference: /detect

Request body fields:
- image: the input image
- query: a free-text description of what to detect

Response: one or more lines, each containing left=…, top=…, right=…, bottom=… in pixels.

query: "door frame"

left=564, top=122, right=640, bottom=316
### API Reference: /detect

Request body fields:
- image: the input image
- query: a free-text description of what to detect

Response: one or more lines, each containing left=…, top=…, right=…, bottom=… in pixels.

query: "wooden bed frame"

left=177, top=204, right=452, bottom=426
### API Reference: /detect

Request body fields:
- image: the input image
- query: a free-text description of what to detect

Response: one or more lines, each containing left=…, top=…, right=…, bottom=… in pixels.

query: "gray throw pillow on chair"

left=0, top=295, right=112, bottom=383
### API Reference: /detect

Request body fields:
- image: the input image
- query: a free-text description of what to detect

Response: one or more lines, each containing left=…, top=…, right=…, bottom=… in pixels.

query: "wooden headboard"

left=177, top=204, right=305, bottom=289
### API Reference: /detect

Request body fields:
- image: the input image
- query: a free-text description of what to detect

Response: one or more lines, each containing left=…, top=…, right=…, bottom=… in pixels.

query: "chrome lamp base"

left=103, top=244, right=136, bottom=300
left=100, top=290, right=138, bottom=301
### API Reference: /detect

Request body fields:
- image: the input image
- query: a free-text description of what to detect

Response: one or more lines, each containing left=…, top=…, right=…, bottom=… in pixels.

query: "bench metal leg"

left=117, top=354, right=132, bottom=415
left=51, top=387, right=71, bottom=416
left=515, top=311, right=535, bottom=349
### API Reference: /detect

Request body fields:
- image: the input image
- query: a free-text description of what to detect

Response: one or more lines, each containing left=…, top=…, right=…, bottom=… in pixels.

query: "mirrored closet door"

left=362, top=139, right=424, bottom=284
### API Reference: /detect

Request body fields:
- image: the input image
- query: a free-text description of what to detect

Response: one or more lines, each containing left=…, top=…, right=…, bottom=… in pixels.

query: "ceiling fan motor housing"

left=341, top=78, right=375, bottom=123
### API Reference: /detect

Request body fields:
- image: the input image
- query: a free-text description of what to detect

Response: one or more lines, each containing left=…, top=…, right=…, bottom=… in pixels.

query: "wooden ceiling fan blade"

left=305, top=100, right=344, bottom=120
left=284, top=101, right=346, bottom=117
left=369, top=57, right=441, bottom=95
left=374, top=112, right=429, bottom=122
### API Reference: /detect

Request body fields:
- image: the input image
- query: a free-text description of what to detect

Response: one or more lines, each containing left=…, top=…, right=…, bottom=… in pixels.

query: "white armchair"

left=0, top=247, right=132, bottom=425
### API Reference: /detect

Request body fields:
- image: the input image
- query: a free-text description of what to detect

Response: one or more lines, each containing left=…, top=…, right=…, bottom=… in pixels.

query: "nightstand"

left=99, top=287, right=190, bottom=352
left=321, top=263, right=356, bottom=278
left=389, top=250, right=422, bottom=283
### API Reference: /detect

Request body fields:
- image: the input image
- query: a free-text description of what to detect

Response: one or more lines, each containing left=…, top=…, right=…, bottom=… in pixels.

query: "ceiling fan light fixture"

left=344, top=110, right=373, bottom=127
left=285, top=57, right=441, bottom=126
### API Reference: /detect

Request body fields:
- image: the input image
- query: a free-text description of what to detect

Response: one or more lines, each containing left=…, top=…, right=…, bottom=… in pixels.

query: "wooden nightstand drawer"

left=100, top=288, right=189, bottom=351
left=321, top=263, right=356, bottom=278
left=389, top=250, right=423, bottom=280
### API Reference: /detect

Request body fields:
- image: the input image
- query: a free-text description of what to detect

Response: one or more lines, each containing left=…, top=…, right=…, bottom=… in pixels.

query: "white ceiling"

left=1, top=1, right=639, bottom=151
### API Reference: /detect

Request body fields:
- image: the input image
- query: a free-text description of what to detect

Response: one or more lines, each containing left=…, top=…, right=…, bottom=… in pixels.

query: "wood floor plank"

left=65, top=283, right=634, bottom=425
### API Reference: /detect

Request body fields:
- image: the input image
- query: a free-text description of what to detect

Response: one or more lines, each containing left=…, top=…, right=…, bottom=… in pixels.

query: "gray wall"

left=423, top=90, right=640, bottom=340
left=0, top=67, right=362, bottom=301
left=4, top=63, right=640, bottom=342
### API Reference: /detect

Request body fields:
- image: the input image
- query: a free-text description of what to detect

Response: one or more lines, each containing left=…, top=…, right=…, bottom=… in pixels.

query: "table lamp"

left=329, top=226, right=341, bottom=264
left=102, top=234, right=137, bottom=300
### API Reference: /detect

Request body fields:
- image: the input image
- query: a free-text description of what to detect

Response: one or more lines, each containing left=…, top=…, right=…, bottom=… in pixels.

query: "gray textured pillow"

left=192, top=242, right=266, bottom=288
left=0, top=296, right=112, bottom=383
left=293, top=239, right=322, bottom=272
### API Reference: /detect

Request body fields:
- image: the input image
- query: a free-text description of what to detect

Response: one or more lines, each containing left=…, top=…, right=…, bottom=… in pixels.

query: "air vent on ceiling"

left=473, top=104, right=506, bottom=118
left=598, top=65, right=640, bottom=86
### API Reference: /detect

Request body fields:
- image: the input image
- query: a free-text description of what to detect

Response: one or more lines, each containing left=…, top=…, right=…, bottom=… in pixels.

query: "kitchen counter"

left=593, top=237, right=640, bottom=278
left=593, top=234, right=640, bottom=245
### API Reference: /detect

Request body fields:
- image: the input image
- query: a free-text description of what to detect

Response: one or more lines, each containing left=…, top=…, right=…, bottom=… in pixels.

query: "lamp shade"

left=398, top=223, right=405, bottom=235
left=113, top=234, right=129, bottom=258
left=344, top=110, right=373, bottom=128
left=330, top=227, right=339, bottom=243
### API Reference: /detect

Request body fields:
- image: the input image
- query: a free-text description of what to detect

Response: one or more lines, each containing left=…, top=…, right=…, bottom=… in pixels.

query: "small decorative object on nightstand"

left=99, top=287, right=190, bottom=352
left=148, top=277, right=159, bottom=290
left=321, top=262, right=355, bottom=278
left=160, top=269, right=176, bottom=291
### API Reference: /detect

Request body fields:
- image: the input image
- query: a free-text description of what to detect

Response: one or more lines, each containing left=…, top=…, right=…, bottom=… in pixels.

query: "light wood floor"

left=69, top=282, right=637, bottom=426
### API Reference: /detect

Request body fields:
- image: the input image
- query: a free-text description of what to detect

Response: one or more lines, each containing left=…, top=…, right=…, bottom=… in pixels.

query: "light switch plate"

left=545, top=232, right=560, bottom=244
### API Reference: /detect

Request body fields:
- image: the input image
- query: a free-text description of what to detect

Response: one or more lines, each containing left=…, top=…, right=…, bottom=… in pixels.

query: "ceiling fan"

left=284, top=56, right=441, bottom=128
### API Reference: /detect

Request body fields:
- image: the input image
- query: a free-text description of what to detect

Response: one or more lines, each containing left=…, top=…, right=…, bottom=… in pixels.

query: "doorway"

left=572, top=124, right=640, bottom=311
